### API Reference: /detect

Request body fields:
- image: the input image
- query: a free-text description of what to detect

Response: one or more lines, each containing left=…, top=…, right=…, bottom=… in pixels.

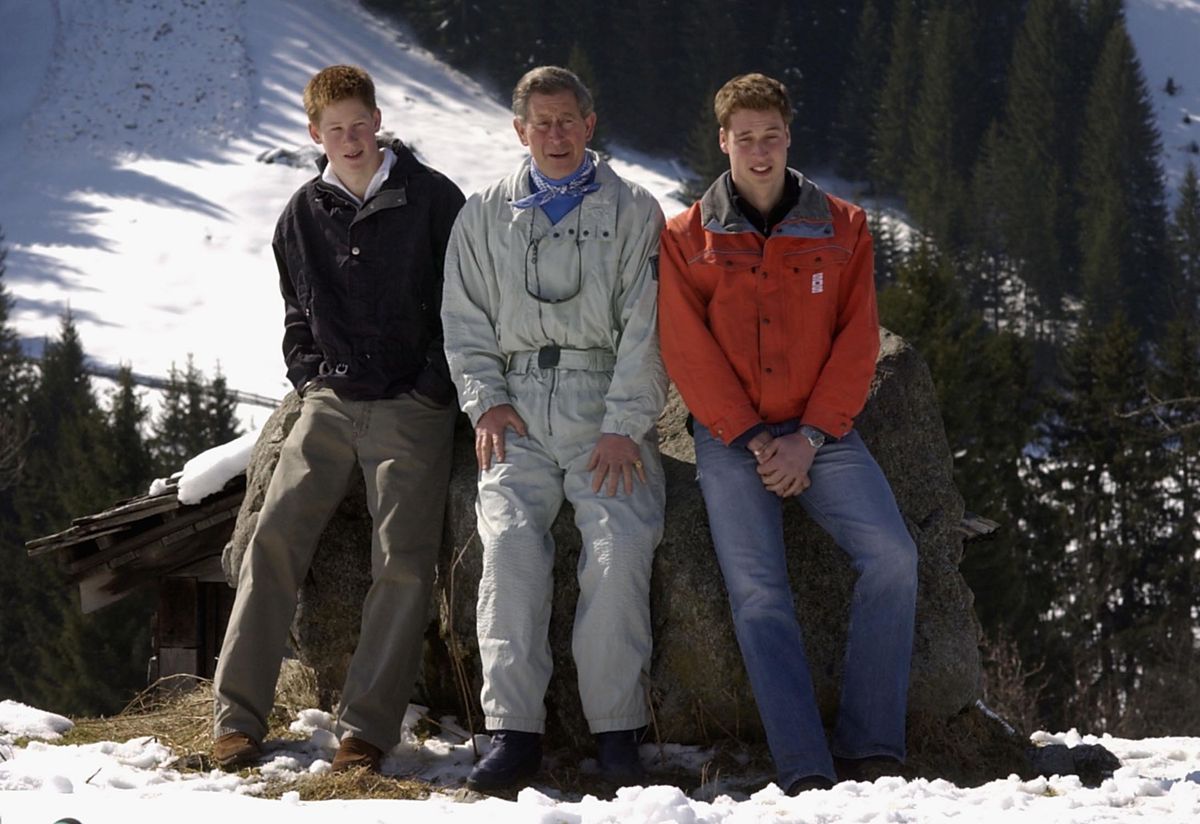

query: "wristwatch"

left=799, top=425, right=826, bottom=450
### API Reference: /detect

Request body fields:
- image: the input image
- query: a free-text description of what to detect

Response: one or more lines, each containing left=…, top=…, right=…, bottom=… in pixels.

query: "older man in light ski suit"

left=442, top=65, right=666, bottom=792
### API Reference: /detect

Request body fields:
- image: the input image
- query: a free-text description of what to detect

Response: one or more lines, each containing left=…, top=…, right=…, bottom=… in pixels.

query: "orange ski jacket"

left=658, top=170, right=879, bottom=445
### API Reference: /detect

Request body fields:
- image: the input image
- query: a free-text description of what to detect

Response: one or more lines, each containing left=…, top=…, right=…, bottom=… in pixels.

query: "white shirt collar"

left=321, top=146, right=395, bottom=207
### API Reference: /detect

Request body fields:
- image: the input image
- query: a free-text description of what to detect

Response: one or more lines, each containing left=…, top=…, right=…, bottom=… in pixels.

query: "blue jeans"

left=693, top=421, right=917, bottom=787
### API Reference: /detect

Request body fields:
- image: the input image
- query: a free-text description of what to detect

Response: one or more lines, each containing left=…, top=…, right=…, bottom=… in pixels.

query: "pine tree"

left=20, top=312, right=112, bottom=534
left=878, top=238, right=1048, bottom=678
left=0, top=228, right=33, bottom=700
left=152, top=362, right=189, bottom=474
left=990, top=0, right=1084, bottom=328
left=1077, top=22, right=1169, bottom=333
left=7, top=312, right=152, bottom=714
left=207, top=365, right=241, bottom=446
left=786, top=0, right=862, bottom=164
left=833, top=0, right=888, bottom=181
left=182, top=356, right=211, bottom=458
left=868, top=209, right=904, bottom=288
left=0, top=229, right=31, bottom=489
left=870, top=0, right=923, bottom=191
left=107, top=365, right=154, bottom=500
left=966, top=123, right=1012, bottom=328
left=1045, top=313, right=1165, bottom=729
left=904, top=2, right=979, bottom=249
left=1140, top=166, right=1200, bottom=727
left=1166, top=163, right=1200, bottom=319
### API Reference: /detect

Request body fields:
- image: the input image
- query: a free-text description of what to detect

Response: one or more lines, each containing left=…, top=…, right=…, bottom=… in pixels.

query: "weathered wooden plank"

left=27, top=524, right=130, bottom=556
left=157, top=647, right=201, bottom=679
left=63, top=491, right=243, bottom=575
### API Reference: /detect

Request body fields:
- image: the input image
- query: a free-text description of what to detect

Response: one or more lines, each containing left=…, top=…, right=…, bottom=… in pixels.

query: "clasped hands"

left=474, top=404, right=646, bottom=496
left=746, top=430, right=817, bottom=498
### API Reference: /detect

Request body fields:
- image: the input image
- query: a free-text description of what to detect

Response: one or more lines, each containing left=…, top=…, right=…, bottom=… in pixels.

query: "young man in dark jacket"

left=211, top=65, right=464, bottom=774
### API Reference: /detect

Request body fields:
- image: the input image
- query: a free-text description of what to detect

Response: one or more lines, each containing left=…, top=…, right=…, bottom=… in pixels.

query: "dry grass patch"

left=258, top=768, right=434, bottom=801
left=54, top=675, right=216, bottom=761
left=46, top=661, right=322, bottom=772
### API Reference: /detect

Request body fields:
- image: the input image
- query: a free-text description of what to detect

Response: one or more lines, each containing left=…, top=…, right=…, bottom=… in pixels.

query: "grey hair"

left=511, top=65, right=594, bottom=121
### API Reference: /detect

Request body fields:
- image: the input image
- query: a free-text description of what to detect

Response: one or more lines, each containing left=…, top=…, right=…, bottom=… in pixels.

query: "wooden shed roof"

left=26, top=475, right=246, bottom=613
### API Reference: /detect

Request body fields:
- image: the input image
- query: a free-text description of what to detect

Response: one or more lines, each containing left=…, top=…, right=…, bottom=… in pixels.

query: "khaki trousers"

left=213, top=386, right=455, bottom=751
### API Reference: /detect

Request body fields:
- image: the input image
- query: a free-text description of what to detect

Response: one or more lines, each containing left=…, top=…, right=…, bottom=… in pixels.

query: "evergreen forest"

left=0, top=238, right=241, bottom=715
left=0, top=0, right=1197, bottom=740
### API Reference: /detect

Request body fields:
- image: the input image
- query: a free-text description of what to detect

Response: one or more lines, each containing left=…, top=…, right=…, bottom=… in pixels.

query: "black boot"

left=466, top=731, right=543, bottom=792
left=595, top=728, right=646, bottom=786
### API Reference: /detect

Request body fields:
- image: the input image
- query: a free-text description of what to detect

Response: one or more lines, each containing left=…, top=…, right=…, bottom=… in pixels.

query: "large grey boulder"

left=427, top=328, right=982, bottom=748
left=225, top=329, right=982, bottom=746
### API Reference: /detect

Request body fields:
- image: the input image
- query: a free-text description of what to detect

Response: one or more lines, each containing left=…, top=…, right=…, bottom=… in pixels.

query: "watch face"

left=801, top=426, right=825, bottom=448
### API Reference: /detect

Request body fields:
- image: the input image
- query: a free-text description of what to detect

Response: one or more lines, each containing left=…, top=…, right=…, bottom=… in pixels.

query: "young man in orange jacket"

left=658, top=73, right=917, bottom=794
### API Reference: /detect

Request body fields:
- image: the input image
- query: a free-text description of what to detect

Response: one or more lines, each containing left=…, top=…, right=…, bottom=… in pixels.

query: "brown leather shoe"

left=332, top=736, right=384, bottom=773
left=212, top=731, right=261, bottom=770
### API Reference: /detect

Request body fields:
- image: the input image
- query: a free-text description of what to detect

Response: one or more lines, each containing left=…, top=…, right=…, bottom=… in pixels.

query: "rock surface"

left=225, top=329, right=984, bottom=748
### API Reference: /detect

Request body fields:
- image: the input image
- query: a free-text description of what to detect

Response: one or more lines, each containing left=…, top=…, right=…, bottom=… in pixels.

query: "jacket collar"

left=700, top=169, right=834, bottom=239
left=313, top=139, right=416, bottom=219
left=506, top=150, right=619, bottom=240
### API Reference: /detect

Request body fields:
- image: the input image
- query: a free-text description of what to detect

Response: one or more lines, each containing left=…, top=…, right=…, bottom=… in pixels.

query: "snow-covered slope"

left=0, top=0, right=1195, bottom=419
left=0, top=0, right=685, bottom=421
left=1127, top=0, right=1200, bottom=195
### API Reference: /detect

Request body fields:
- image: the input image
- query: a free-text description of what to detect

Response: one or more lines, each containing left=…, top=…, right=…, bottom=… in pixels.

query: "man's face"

left=719, top=107, right=791, bottom=200
left=309, top=97, right=382, bottom=183
left=514, top=90, right=596, bottom=179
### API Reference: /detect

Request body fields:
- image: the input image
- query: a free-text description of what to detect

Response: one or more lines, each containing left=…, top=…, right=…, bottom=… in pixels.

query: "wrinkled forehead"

left=523, top=89, right=586, bottom=120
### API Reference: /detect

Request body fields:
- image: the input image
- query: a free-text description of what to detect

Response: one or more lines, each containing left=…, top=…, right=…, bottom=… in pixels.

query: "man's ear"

left=308, top=121, right=322, bottom=145
left=513, top=117, right=530, bottom=147
left=372, top=107, right=382, bottom=132
left=718, top=127, right=730, bottom=156
left=583, top=112, right=597, bottom=143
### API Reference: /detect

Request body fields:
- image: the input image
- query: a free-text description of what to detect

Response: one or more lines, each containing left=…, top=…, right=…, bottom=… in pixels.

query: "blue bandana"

left=511, top=153, right=601, bottom=210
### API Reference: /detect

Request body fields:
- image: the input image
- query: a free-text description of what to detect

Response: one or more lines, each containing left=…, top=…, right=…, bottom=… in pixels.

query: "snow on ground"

left=2, top=700, right=1200, bottom=823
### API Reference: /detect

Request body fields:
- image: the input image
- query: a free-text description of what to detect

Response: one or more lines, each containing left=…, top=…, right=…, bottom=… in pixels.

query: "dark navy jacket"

left=273, top=140, right=465, bottom=403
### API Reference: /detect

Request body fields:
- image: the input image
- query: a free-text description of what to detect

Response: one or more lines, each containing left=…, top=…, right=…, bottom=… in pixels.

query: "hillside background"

left=0, top=0, right=1198, bottom=743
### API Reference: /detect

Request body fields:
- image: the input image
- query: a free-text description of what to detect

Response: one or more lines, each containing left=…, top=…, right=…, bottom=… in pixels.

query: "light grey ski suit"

left=442, top=152, right=667, bottom=733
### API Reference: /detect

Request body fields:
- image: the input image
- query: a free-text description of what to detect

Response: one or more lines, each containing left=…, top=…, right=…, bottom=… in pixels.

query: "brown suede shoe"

left=332, top=736, right=384, bottom=773
left=212, top=731, right=261, bottom=770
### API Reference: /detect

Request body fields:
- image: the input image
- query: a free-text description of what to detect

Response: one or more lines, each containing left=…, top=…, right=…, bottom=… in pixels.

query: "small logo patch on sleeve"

left=649, top=254, right=660, bottom=281
left=811, top=272, right=824, bottom=294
